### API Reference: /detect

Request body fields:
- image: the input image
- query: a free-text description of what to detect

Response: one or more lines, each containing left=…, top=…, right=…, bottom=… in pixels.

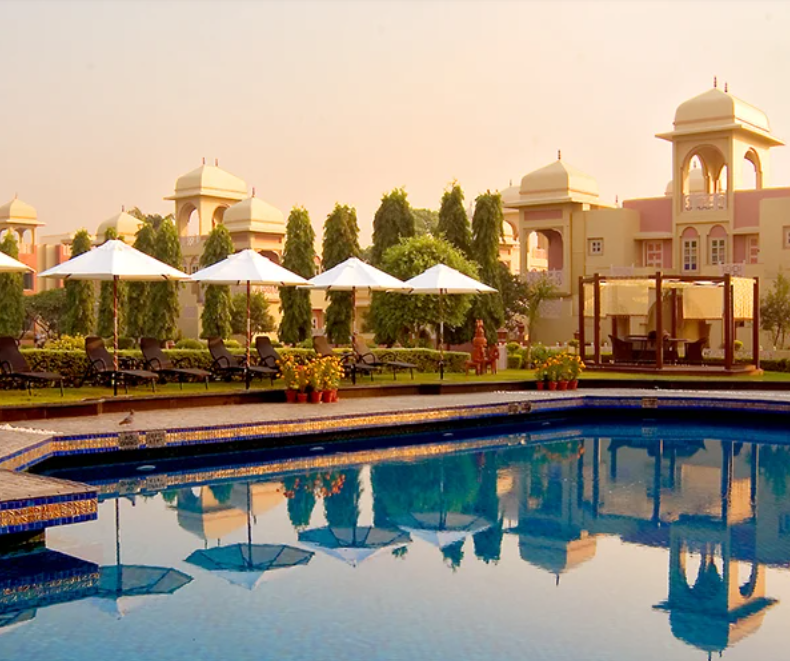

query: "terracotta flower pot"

left=331, top=389, right=339, bottom=402
left=536, top=381, right=545, bottom=391
left=547, top=381, right=557, bottom=391
left=309, top=391, right=322, bottom=404
left=285, top=389, right=298, bottom=403
left=322, top=390, right=333, bottom=403
left=558, top=380, right=568, bottom=391
left=296, top=392, right=308, bottom=404
left=569, top=379, right=579, bottom=390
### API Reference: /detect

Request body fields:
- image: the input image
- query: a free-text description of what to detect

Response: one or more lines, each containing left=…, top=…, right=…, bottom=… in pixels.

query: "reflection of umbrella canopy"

left=298, top=526, right=410, bottom=567
left=306, top=258, right=407, bottom=339
left=403, top=264, right=496, bottom=378
left=0, top=609, right=35, bottom=635
left=185, top=543, right=313, bottom=590
left=39, top=239, right=188, bottom=374
left=87, top=565, right=192, bottom=618
left=395, top=512, right=494, bottom=549
left=0, top=251, right=33, bottom=273
left=190, top=250, right=307, bottom=366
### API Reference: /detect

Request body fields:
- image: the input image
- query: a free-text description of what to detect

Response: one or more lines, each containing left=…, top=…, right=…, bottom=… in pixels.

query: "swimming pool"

left=2, top=418, right=790, bottom=660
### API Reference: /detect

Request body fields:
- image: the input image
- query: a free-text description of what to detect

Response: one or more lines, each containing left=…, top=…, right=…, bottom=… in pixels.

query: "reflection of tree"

left=473, top=453, right=503, bottom=564
left=442, top=541, right=464, bottom=571
left=760, top=446, right=790, bottom=498
left=325, top=468, right=360, bottom=528
left=283, top=477, right=316, bottom=530
left=209, top=484, right=234, bottom=504
left=161, top=490, right=178, bottom=505
left=372, top=455, right=480, bottom=524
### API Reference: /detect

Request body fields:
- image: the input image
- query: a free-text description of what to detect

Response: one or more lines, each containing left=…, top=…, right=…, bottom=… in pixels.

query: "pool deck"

left=3, top=387, right=790, bottom=541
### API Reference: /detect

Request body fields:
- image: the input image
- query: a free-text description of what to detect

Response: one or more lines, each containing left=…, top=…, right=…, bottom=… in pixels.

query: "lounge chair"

left=255, top=336, right=280, bottom=371
left=82, top=336, right=158, bottom=393
left=140, top=338, right=211, bottom=390
left=0, top=336, right=65, bottom=396
left=207, top=337, right=277, bottom=386
left=685, top=337, right=708, bottom=365
left=610, top=335, right=634, bottom=364
left=313, top=335, right=374, bottom=383
left=353, top=337, right=415, bottom=380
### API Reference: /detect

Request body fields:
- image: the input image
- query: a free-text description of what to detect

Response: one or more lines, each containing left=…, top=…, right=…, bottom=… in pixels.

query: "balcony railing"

left=179, top=235, right=203, bottom=248
left=718, top=263, right=745, bottom=276
left=525, top=269, right=564, bottom=288
left=683, top=193, right=727, bottom=212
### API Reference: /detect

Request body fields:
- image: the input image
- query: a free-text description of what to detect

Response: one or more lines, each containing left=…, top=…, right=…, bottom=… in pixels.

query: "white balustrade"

left=683, top=193, right=727, bottom=212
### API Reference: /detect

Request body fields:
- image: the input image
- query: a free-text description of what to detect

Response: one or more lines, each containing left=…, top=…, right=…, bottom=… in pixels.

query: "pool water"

left=3, top=419, right=790, bottom=660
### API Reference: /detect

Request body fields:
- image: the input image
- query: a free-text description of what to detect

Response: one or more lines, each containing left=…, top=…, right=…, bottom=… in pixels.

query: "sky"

left=2, top=0, right=789, bottom=245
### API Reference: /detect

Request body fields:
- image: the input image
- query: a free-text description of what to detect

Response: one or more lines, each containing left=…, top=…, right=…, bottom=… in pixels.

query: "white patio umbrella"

left=189, top=249, right=308, bottom=367
left=39, top=239, right=189, bottom=373
left=0, top=250, right=33, bottom=273
left=403, top=264, right=497, bottom=378
left=306, top=257, right=408, bottom=340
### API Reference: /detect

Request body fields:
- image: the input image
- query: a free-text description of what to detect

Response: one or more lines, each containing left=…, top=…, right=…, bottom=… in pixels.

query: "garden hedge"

left=17, top=346, right=471, bottom=385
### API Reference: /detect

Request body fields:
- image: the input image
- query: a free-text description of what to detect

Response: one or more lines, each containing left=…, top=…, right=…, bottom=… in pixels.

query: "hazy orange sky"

left=2, top=1, right=789, bottom=245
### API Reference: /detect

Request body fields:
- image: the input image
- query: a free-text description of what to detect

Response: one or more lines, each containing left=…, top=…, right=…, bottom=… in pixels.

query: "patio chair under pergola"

left=578, top=272, right=760, bottom=373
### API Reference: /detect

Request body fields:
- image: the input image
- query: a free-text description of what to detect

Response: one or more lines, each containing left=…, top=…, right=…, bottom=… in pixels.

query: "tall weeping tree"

left=370, top=188, right=415, bottom=266
left=0, top=233, right=25, bottom=337
left=322, top=204, right=360, bottom=344
left=97, top=227, right=121, bottom=337
left=469, top=191, right=505, bottom=343
left=279, top=207, right=316, bottom=345
left=437, top=182, right=472, bottom=258
left=200, top=223, right=234, bottom=339
left=125, top=222, right=156, bottom=338
left=148, top=218, right=182, bottom=340
left=63, top=229, right=94, bottom=336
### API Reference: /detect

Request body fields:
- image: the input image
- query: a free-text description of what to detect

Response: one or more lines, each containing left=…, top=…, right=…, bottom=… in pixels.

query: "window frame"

left=587, top=238, right=604, bottom=257
left=682, top=237, right=698, bottom=272
left=747, top=236, right=759, bottom=264
left=709, top=236, right=726, bottom=266
left=644, top=241, right=663, bottom=268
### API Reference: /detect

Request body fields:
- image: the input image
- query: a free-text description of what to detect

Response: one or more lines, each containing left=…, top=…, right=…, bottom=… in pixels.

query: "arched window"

left=681, top=227, right=699, bottom=273
left=708, top=225, right=727, bottom=265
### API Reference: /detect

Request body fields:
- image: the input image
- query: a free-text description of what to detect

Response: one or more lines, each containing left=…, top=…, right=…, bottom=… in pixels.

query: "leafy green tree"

left=148, top=218, right=182, bottom=340
left=437, top=183, right=472, bottom=258
left=24, top=288, right=67, bottom=337
left=127, top=207, right=172, bottom=233
left=200, top=223, right=234, bottom=339
left=283, top=476, right=316, bottom=530
left=230, top=291, right=275, bottom=335
left=369, top=234, right=479, bottom=346
left=322, top=204, right=360, bottom=344
left=370, top=188, right=415, bottom=265
left=125, top=222, right=156, bottom=337
left=0, top=233, right=25, bottom=336
left=97, top=227, right=122, bottom=337
left=470, top=191, right=505, bottom=343
left=761, top=272, right=790, bottom=348
left=324, top=469, right=361, bottom=528
left=63, top=229, right=95, bottom=336
left=522, top=272, right=558, bottom=365
left=413, top=208, right=439, bottom=236
left=279, top=207, right=316, bottom=344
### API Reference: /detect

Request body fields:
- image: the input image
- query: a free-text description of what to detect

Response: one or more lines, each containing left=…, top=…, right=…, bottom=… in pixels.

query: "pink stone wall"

left=709, top=224, right=727, bottom=238
left=623, top=197, right=672, bottom=233
left=733, top=235, right=747, bottom=263
left=733, top=188, right=790, bottom=229
left=663, top=239, right=673, bottom=268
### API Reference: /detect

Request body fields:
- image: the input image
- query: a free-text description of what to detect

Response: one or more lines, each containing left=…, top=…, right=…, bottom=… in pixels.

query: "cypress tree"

left=279, top=207, right=316, bottom=344
left=470, top=191, right=505, bottom=342
left=200, top=223, right=234, bottom=339
left=63, top=229, right=94, bottom=336
left=149, top=218, right=182, bottom=340
left=437, top=183, right=472, bottom=258
left=97, top=227, right=121, bottom=338
left=0, top=233, right=25, bottom=337
left=322, top=204, right=360, bottom=344
left=370, top=188, right=415, bottom=265
left=125, top=222, right=156, bottom=338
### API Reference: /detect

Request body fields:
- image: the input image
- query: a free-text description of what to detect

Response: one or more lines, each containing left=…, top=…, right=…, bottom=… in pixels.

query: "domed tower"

left=94, top=209, right=144, bottom=243
left=657, top=82, right=783, bottom=273
left=0, top=196, right=43, bottom=249
left=165, top=160, right=247, bottom=237
left=222, top=191, right=286, bottom=262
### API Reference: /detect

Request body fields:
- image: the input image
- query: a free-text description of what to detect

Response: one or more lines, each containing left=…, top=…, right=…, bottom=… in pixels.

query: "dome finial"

left=724, top=81, right=728, bottom=93
left=215, top=158, right=219, bottom=167
left=615, top=194, right=619, bottom=206
left=121, top=204, right=125, bottom=212
left=252, top=187, right=256, bottom=197
left=713, top=76, right=717, bottom=88
left=202, top=156, right=206, bottom=165
left=557, top=149, right=562, bottom=161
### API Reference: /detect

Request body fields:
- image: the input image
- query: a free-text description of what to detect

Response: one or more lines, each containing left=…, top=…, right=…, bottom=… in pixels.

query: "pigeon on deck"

left=119, top=410, right=135, bottom=426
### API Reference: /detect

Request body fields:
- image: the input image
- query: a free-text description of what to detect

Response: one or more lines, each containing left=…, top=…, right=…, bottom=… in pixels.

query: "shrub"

left=507, top=354, right=522, bottom=370
left=224, top=339, right=241, bottom=349
left=506, top=342, right=522, bottom=355
left=175, top=338, right=204, bottom=350
left=44, top=335, right=85, bottom=351
left=116, top=337, right=136, bottom=350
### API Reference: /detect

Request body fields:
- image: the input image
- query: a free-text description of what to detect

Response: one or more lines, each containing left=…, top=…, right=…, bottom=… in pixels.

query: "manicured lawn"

left=1, top=367, right=788, bottom=408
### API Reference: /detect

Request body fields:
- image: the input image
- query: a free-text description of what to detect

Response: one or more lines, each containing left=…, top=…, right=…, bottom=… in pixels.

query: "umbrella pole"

left=113, top=275, right=119, bottom=396
left=246, top=281, right=251, bottom=390
left=439, top=291, right=445, bottom=380
left=115, top=498, right=122, bottom=593
left=246, top=482, right=253, bottom=567
left=351, top=287, right=356, bottom=343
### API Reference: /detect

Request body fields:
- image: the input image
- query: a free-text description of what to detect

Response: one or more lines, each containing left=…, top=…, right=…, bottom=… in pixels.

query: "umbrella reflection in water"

left=297, top=526, right=410, bottom=568
left=185, top=482, right=314, bottom=590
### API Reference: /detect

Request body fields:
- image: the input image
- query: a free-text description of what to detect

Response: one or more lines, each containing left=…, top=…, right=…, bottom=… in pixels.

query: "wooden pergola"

left=578, top=272, right=760, bottom=371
